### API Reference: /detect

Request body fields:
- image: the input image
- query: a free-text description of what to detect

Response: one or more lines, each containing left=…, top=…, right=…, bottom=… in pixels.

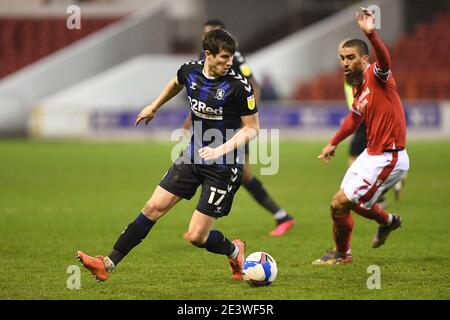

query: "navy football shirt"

left=177, top=60, right=258, bottom=165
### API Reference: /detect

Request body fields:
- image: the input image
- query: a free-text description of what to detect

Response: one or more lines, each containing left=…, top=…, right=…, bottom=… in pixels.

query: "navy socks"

left=108, top=213, right=155, bottom=266
left=202, top=230, right=235, bottom=256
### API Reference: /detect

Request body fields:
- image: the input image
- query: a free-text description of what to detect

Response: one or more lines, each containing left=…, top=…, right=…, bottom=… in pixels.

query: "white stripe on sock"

left=387, top=214, right=393, bottom=226
left=104, top=256, right=115, bottom=273
left=229, top=244, right=239, bottom=259
left=274, top=210, right=288, bottom=220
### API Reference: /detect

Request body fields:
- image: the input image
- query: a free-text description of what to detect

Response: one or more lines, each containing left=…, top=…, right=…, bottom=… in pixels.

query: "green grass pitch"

left=1, top=140, right=449, bottom=299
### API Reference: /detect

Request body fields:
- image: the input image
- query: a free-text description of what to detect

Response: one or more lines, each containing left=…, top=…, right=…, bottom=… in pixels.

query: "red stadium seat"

left=0, top=17, right=123, bottom=79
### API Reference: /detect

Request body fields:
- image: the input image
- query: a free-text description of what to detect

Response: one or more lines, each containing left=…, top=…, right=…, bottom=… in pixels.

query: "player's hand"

left=356, top=7, right=375, bottom=34
left=198, top=146, right=220, bottom=161
left=135, top=104, right=157, bottom=126
left=318, top=143, right=337, bottom=164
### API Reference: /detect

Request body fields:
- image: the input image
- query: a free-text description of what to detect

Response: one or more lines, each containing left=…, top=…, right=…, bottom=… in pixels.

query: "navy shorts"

left=159, top=156, right=242, bottom=218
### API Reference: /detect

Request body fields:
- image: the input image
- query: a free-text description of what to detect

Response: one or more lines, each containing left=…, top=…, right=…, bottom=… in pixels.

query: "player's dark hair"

left=202, top=28, right=237, bottom=55
left=342, top=39, right=369, bottom=56
left=204, top=19, right=226, bottom=29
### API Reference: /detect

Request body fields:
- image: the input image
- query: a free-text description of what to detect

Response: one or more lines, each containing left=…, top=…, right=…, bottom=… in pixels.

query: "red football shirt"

left=351, top=63, right=406, bottom=155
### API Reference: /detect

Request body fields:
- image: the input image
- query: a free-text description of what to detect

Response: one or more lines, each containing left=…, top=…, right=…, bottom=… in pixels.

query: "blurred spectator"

left=260, top=74, right=279, bottom=101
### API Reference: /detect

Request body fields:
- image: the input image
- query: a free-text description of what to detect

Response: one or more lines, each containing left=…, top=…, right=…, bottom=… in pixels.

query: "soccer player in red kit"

left=313, top=8, right=410, bottom=265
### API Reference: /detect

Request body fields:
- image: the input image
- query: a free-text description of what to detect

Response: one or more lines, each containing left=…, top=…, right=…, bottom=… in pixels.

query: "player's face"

left=339, top=46, right=367, bottom=85
left=207, top=49, right=233, bottom=77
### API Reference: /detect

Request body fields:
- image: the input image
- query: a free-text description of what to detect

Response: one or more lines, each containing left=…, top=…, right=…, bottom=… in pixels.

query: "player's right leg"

left=77, top=160, right=199, bottom=282
left=312, top=189, right=354, bottom=265
left=77, top=186, right=182, bottom=281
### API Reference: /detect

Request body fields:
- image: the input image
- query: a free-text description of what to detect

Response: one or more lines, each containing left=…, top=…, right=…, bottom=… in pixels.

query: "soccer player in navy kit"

left=77, top=29, right=258, bottom=282
left=182, top=19, right=295, bottom=237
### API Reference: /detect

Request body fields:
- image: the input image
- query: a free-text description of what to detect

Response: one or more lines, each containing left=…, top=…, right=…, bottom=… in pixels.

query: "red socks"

left=332, top=213, right=354, bottom=253
left=331, top=204, right=389, bottom=253
left=353, top=204, right=389, bottom=225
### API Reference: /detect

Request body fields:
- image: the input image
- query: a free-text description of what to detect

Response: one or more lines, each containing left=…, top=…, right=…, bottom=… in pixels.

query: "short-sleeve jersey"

left=351, top=63, right=406, bottom=155
left=177, top=60, right=258, bottom=165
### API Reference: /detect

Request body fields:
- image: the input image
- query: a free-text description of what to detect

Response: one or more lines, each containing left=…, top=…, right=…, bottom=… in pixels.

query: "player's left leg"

left=190, top=165, right=246, bottom=280
left=242, top=157, right=295, bottom=236
left=347, top=150, right=409, bottom=248
left=352, top=178, right=405, bottom=248
left=183, top=210, right=217, bottom=246
left=183, top=210, right=246, bottom=280
left=312, top=189, right=354, bottom=265
left=353, top=202, right=402, bottom=248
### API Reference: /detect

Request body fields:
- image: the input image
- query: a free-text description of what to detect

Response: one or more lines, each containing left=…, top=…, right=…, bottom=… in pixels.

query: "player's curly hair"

left=202, top=28, right=237, bottom=56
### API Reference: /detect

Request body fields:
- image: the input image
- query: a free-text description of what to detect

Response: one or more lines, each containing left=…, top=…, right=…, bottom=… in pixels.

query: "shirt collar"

left=202, top=68, right=218, bottom=80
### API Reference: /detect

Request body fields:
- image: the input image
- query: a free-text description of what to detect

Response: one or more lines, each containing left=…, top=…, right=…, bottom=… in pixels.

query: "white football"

left=243, top=251, right=277, bottom=286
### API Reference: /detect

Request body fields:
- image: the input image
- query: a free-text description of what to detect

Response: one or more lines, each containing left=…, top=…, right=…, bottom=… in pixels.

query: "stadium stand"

left=293, top=12, right=450, bottom=100
left=0, top=17, right=121, bottom=78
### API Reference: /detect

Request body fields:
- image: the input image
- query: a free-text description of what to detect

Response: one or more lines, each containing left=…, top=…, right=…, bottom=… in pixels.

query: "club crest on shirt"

left=215, top=89, right=225, bottom=100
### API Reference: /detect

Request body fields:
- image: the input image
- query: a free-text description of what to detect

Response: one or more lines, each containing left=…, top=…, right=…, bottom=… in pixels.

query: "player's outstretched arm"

left=135, top=77, right=184, bottom=126
left=356, top=7, right=375, bottom=34
left=318, top=112, right=362, bottom=164
left=357, top=7, right=391, bottom=75
left=198, top=113, right=259, bottom=161
left=318, top=144, right=337, bottom=164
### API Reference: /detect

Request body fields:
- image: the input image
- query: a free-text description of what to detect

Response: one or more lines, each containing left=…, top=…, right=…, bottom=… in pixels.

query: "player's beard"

left=344, top=68, right=363, bottom=86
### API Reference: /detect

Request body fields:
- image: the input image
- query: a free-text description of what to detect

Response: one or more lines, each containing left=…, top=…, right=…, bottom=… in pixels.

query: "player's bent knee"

left=142, top=201, right=166, bottom=221
left=330, top=191, right=353, bottom=215
left=183, top=231, right=206, bottom=247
